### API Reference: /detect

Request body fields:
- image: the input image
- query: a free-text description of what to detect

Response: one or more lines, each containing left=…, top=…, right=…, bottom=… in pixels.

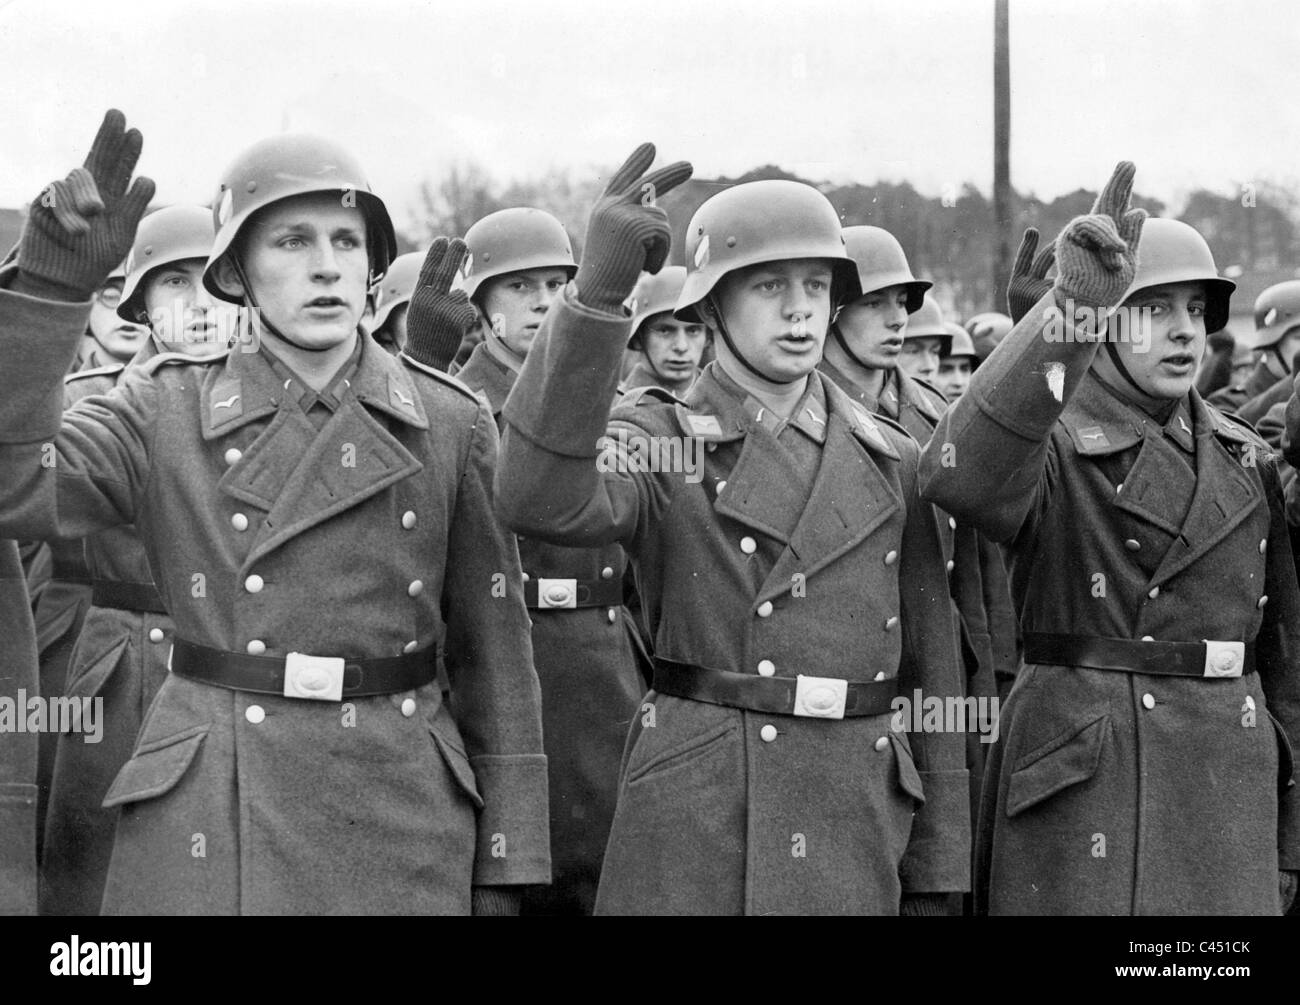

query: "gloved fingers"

left=119, top=175, right=156, bottom=231
left=643, top=231, right=672, bottom=275
left=416, top=237, right=451, bottom=291
left=1120, top=206, right=1147, bottom=249
left=1011, top=228, right=1039, bottom=278
left=637, top=160, right=694, bottom=206
left=429, top=237, right=468, bottom=293
left=1066, top=216, right=1126, bottom=260
left=48, top=172, right=102, bottom=234
left=82, top=109, right=127, bottom=189
left=102, top=125, right=145, bottom=201
left=1030, top=241, right=1056, bottom=280
left=1093, top=160, right=1137, bottom=223
left=604, top=142, right=657, bottom=199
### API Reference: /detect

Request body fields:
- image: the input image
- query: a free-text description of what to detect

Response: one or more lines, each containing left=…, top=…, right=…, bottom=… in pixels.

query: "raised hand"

left=18, top=109, right=155, bottom=301
left=573, top=143, right=692, bottom=314
left=1053, top=160, right=1146, bottom=313
left=403, top=237, right=479, bottom=371
left=1006, top=227, right=1056, bottom=324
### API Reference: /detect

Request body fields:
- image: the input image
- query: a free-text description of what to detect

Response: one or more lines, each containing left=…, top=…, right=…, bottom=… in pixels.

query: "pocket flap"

left=102, top=724, right=209, bottom=809
left=1007, top=712, right=1109, bottom=818
left=889, top=732, right=927, bottom=805
left=66, top=634, right=129, bottom=707
left=427, top=714, right=485, bottom=810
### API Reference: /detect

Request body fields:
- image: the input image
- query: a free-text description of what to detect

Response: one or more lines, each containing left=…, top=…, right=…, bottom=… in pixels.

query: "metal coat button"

left=1260, top=539, right=1268, bottom=554
left=148, top=628, right=165, bottom=643
left=403, top=640, right=418, bottom=654
left=760, top=724, right=778, bottom=743
left=740, top=536, right=757, bottom=555
left=401, top=511, right=417, bottom=530
left=231, top=512, right=249, bottom=532
left=874, top=671, right=886, bottom=682
left=408, top=579, right=424, bottom=597
left=716, top=480, right=727, bottom=493
left=1258, top=595, right=1269, bottom=609
left=601, top=566, right=614, bottom=579
left=757, top=660, right=776, bottom=677
left=224, top=448, right=242, bottom=466
left=946, top=560, right=955, bottom=573
left=607, top=609, right=617, bottom=624
left=401, top=698, right=417, bottom=718
left=1125, top=539, right=1140, bottom=551
left=874, top=736, right=889, bottom=752
left=884, top=616, right=899, bottom=630
left=1141, top=636, right=1154, bottom=642
left=1148, top=587, right=1159, bottom=599
left=245, top=705, right=265, bottom=724
left=1142, top=693, right=1156, bottom=710
left=948, top=516, right=956, bottom=530
left=244, top=574, right=264, bottom=594
left=757, top=601, right=773, bottom=618
left=246, top=639, right=266, bottom=656
left=884, top=550, right=898, bottom=566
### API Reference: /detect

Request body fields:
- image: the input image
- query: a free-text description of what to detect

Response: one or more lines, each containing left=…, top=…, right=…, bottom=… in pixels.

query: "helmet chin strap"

left=1104, top=337, right=1152, bottom=397
left=707, top=293, right=799, bottom=385
left=231, top=254, right=375, bottom=355
left=831, top=321, right=885, bottom=372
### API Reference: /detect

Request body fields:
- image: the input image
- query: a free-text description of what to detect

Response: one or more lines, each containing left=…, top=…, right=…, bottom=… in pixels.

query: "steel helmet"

left=675, top=180, right=861, bottom=322
left=118, top=205, right=215, bottom=321
left=461, top=207, right=576, bottom=303
left=1252, top=280, right=1300, bottom=351
left=965, top=312, right=1012, bottom=363
left=372, top=251, right=424, bottom=331
left=628, top=266, right=688, bottom=345
left=842, top=226, right=931, bottom=312
left=902, top=293, right=951, bottom=355
left=203, top=134, right=398, bottom=303
left=1117, top=218, right=1234, bottom=333
left=941, top=321, right=976, bottom=360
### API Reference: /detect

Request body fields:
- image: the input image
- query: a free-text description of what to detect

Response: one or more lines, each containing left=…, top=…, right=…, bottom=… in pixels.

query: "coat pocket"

left=427, top=712, right=486, bottom=810
left=65, top=633, right=129, bottom=706
left=889, top=732, right=927, bottom=806
left=625, top=720, right=736, bottom=786
left=1267, top=710, right=1296, bottom=796
left=1006, top=711, right=1109, bottom=818
left=101, top=724, right=209, bottom=809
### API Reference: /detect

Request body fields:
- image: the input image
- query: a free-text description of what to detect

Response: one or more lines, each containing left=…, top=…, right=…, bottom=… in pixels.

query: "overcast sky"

left=0, top=0, right=1293, bottom=230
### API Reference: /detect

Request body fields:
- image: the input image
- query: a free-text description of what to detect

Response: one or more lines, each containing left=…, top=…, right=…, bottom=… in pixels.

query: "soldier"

left=622, top=266, right=708, bottom=395
left=0, top=538, right=40, bottom=915
left=369, top=250, right=423, bottom=355
left=0, top=111, right=548, bottom=915
left=403, top=212, right=644, bottom=915
left=922, top=163, right=1300, bottom=915
left=72, top=263, right=149, bottom=372
left=497, top=148, right=970, bottom=915
left=896, top=294, right=952, bottom=384
left=1209, top=281, right=1300, bottom=414
left=934, top=323, right=976, bottom=403
left=965, top=312, right=1013, bottom=367
left=39, top=204, right=237, bottom=915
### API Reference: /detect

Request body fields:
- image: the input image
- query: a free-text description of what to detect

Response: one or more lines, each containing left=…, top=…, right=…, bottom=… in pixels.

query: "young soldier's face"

left=479, top=267, right=569, bottom=357
left=640, top=311, right=706, bottom=380
left=143, top=259, right=236, bottom=358
left=90, top=277, right=149, bottom=362
left=1111, top=281, right=1207, bottom=399
left=935, top=356, right=972, bottom=401
left=713, top=259, right=834, bottom=383
left=898, top=336, right=944, bottom=380
left=834, top=284, right=910, bottom=369
left=238, top=192, right=370, bottom=351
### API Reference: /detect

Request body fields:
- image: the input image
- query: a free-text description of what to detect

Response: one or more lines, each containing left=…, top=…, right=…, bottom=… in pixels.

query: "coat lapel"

left=1149, top=393, right=1263, bottom=587
left=455, top=341, right=517, bottom=417
left=757, top=375, right=903, bottom=602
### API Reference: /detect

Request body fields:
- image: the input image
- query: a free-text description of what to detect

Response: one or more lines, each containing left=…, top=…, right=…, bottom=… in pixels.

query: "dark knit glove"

left=574, top=142, right=692, bottom=314
left=16, top=110, right=154, bottom=302
left=900, top=893, right=950, bottom=917
left=1281, top=870, right=1299, bottom=915
left=403, top=237, right=479, bottom=372
left=1007, top=227, right=1055, bottom=324
left=471, top=886, right=522, bottom=916
left=1053, top=160, right=1146, bottom=315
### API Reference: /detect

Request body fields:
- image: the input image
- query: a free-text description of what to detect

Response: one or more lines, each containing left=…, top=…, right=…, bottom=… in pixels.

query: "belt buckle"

left=793, top=674, right=848, bottom=719
left=284, top=651, right=346, bottom=701
left=1202, top=640, right=1244, bottom=678
left=537, top=577, right=578, bottom=609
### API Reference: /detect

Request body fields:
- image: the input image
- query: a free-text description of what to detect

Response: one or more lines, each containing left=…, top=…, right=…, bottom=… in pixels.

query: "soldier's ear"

left=211, top=257, right=245, bottom=300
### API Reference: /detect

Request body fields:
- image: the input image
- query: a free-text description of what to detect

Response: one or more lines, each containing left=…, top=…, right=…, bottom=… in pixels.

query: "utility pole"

left=993, top=0, right=1012, bottom=309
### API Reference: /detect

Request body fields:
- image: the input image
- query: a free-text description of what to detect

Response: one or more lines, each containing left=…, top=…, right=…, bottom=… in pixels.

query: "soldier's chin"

left=277, top=318, right=358, bottom=351
left=1140, top=372, right=1194, bottom=400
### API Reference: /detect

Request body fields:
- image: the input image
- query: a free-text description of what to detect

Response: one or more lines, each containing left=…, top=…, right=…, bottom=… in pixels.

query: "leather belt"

left=170, top=638, right=438, bottom=701
left=523, top=576, right=622, bottom=610
left=652, top=658, right=899, bottom=719
left=1024, top=632, right=1253, bottom=679
left=92, top=579, right=167, bottom=615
